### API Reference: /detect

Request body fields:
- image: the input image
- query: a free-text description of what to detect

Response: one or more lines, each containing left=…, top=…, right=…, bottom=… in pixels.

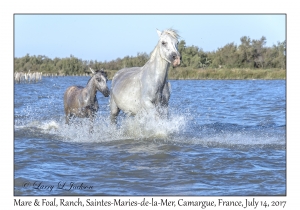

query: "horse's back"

left=112, top=67, right=142, bottom=93
left=64, top=86, right=84, bottom=98
left=112, top=67, right=141, bottom=86
left=64, top=86, right=84, bottom=109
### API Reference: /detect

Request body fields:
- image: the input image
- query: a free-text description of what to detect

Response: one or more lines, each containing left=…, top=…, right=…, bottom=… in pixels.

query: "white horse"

left=110, top=29, right=181, bottom=124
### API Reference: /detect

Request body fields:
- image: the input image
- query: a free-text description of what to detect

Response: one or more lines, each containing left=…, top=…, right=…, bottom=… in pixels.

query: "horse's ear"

left=156, top=29, right=162, bottom=37
left=89, top=67, right=95, bottom=75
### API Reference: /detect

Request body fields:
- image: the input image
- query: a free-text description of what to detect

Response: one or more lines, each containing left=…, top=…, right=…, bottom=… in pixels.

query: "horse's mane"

left=149, top=29, right=180, bottom=62
left=164, top=28, right=180, bottom=39
left=86, top=70, right=107, bottom=85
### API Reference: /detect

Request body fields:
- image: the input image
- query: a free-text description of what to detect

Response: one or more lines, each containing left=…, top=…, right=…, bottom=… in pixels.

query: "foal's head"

left=89, top=68, right=110, bottom=97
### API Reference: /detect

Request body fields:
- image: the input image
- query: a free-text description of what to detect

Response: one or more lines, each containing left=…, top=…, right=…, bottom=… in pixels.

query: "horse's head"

left=157, top=29, right=181, bottom=67
left=90, top=68, right=110, bottom=97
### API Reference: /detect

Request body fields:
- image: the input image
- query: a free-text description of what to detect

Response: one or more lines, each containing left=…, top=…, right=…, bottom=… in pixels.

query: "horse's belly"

left=113, top=87, right=141, bottom=114
left=112, top=67, right=145, bottom=114
left=121, top=101, right=141, bottom=115
left=112, top=81, right=141, bottom=114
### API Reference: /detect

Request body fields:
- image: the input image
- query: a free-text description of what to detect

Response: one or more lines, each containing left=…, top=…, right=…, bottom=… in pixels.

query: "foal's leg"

left=88, top=110, right=95, bottom=134
left=89, top=117, right=94, bottom=134
left=110, top=97, right=120, bottom=124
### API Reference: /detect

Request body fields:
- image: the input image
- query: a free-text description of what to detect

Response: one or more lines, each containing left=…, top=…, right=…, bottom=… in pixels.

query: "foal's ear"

left=156, top=29, right=162, bottom=37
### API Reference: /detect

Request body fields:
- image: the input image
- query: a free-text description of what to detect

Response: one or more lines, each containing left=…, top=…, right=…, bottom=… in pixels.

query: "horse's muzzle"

left=103, top=89, right=110, bottom=97
left=172, top=55, right=181, bottom=67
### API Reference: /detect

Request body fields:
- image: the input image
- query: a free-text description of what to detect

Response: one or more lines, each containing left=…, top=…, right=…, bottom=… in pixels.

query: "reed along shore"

left=104, top=68, right=286, bottom=80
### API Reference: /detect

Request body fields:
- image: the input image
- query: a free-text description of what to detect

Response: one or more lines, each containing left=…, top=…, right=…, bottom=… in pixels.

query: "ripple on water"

left=14, top=79, right=286, bottom=196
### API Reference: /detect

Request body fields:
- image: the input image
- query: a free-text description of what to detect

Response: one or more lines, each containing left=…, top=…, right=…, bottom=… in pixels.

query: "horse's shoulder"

left=113, top=67, right=141, bottom=85
left=118, top=67, right=141, bottom=75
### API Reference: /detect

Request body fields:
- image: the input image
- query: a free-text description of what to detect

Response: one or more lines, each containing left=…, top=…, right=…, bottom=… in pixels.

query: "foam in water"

left=119, top=111, right=187, bottom=139
left=39, top=120, right=60, bottom=130
left=35, top=109, right=190, bottom=143
left=14, top=106, right=285, bottom=149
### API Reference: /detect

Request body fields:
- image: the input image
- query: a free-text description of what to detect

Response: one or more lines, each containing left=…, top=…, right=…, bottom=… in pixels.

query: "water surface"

left=14, top=77, right=286, bottom=196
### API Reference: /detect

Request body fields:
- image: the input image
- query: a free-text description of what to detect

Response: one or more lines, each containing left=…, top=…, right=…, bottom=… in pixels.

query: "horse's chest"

left=74, top=92, right=98, bottom=116
left=73, top=104, right=97, bottom=117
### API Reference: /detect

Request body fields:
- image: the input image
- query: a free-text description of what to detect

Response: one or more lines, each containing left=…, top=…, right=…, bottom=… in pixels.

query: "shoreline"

left=104, top=68, right=286, bottom=80
left=18, top=68, right=286, bottom=80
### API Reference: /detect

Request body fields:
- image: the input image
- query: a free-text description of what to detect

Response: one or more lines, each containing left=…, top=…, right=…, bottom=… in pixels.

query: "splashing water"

left=14, top=106, right=284, bottom=150
left=46, top=109, right=189, bottom=143
left=123, top=113, right=187, bottom=138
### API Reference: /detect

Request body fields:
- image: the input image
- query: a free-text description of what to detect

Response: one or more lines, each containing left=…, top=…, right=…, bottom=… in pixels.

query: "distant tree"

left=14, top=36, right=286, bottom=75
left=251, top=36, right=267, bottom=68
left=210, top=42, right=238, bottom=68
left=178, top=40, right=186, bottom=54
left=264, top=41, right=286, bottom=69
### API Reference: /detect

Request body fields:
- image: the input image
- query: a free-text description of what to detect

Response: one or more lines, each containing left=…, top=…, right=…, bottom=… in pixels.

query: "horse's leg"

left=141, top=95, right=159, bottom=115
left=89, top=118, right=94, bottom=134
left=65, top=107, right=73, bottom=125
left=110, top=97, right=120, bottom=124
left=88, top=112, right=95, bottom=134
left=161, top=82, right=171, bottom=118
left=65, top=108, right=71, bottom=125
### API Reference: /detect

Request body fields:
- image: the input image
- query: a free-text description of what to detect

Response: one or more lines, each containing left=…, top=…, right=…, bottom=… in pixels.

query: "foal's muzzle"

left=103, top=89, right=110, bottom=97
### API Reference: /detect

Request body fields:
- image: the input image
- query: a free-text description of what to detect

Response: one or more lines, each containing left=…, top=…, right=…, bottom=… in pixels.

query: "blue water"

left=14, top=77, right=286, bottom=196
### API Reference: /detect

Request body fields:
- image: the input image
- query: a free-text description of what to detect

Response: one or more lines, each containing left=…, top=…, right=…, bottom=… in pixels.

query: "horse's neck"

left=145, top=45, right=170, bottom=84
left=84, top=78, right=97, bottom=102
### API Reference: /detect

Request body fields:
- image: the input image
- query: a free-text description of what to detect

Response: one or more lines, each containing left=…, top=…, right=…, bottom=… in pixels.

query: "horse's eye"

left=162, top=41, right=166, bottom=46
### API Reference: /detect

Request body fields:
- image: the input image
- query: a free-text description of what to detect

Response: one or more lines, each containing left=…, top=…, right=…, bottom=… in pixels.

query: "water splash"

left=46, top=109, right=190, bottom=143
left=39, top=120, right=60, bottom=130
left=14, top=106, right=189, bottom=143
left=14, top=105, right=285, bottom=149
left=118, top=111, right=187, bottom=139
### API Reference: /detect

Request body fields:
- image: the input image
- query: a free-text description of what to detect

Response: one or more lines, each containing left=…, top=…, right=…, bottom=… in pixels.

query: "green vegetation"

left=14, top=35, right=286, bottom=79
left=168, top=67, right=285, bottom=80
